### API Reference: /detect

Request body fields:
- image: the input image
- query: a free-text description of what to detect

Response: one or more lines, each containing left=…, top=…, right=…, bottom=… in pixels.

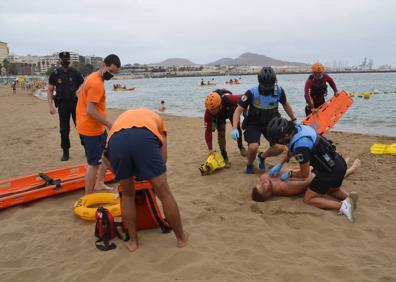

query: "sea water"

left=106, top=72, right=393, bottom=137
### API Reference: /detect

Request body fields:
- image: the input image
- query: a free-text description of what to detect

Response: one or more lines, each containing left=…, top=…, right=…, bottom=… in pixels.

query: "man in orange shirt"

left=76, top=54, right=121, bottom=194
left=102, top=108, right=188, bottom=252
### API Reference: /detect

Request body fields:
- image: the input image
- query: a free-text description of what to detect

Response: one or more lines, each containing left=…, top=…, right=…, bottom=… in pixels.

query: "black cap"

left=59, top=51, right=70, bottom=59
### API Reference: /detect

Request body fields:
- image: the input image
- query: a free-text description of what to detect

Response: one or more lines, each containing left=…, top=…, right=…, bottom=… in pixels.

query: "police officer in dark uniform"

left=48, top=51, right=84, bottom=161
left=264, top=117, right=357, bottom=221
left=231, top=66, right=297, bottom=174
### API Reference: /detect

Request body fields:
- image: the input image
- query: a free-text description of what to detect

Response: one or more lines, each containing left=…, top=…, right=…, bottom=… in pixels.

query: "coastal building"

left=85, top=55, right=103, bottom=69
left=0, top=41, right=10, bottom=63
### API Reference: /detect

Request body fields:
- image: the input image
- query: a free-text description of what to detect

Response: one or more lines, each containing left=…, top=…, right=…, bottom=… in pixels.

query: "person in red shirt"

left=304, top=62, right=338, bottom=116
left=204, top=89, right=246, bottom=167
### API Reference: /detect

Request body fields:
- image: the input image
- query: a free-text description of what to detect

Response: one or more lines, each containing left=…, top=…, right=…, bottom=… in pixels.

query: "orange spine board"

left=0, top=164, right=114, bottom=209
left=302, top=90, right=353, bottom=135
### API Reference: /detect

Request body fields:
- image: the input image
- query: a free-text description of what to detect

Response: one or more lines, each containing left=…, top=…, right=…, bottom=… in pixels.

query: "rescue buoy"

left=73, top=193, right=121, bottom=221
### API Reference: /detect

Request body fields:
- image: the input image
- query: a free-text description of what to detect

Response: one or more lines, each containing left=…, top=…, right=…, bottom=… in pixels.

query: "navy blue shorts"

left=243, top=123, right=274, bottom=146
left=107, top=128, right=166, bottom=182
left=80, top=131, right=107, bottom=166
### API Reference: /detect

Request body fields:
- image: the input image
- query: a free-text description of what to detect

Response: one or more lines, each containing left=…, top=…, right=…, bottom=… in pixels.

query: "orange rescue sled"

left=118, top=180, right=172, bottom=232
left=0, top=164, right=114, bottom=209
left=302, top=90, right=353, bottom=135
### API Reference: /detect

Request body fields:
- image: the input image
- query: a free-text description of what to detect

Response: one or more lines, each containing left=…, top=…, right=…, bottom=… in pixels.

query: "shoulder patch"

left=241, top=95, right=248, bottom=102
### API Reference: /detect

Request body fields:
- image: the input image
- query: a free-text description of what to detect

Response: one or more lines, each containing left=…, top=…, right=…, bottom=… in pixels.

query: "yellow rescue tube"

left=73, top=193, right=121, bottom=221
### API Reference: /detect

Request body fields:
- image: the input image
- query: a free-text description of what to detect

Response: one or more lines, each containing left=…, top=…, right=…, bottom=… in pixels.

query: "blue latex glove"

left=280, top=171, right=290, bottom=182
left=268, top=163, right=283, bottom=177
left=231, top=129, right=239, bottom=140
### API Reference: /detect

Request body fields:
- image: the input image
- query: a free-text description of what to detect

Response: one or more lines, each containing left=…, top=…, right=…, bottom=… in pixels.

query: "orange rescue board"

left=302, top=90, right=353, bottom=135
left=0, top=164, right=114, bottom=209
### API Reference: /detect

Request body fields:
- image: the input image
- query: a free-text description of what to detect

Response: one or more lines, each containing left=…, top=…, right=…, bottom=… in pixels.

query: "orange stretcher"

left=0, top=164, right=114, bottom=209
left=302, top=90, right=353, bottom=135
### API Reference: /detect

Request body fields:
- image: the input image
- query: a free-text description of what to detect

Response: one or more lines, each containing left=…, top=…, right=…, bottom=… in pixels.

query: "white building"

left=0, top=41, right=9, bottom=63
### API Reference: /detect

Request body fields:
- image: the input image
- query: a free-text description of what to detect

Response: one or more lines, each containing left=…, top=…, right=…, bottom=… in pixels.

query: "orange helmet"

left=311, top=62, right=324, bottom=73
left=205, top=92, right=222, bottom=111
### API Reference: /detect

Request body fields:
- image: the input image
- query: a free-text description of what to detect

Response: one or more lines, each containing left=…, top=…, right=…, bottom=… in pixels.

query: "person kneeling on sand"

left=102, top=108, right=188, bottom=252
left=264, top=117, right=359, bottom=221
left=252, top=159, right=360, bottom=206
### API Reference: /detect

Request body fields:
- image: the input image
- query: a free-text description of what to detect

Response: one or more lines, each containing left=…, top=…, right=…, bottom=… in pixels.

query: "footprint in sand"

left=156, top=251, right=202, bottom=273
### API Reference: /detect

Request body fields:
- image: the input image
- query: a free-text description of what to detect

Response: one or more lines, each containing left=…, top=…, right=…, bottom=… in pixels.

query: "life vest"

left=246, top=85, right=281, bottom=124
left=309, top=75, right=328, bottom=98
left=289, top=125, right=337, bottom=173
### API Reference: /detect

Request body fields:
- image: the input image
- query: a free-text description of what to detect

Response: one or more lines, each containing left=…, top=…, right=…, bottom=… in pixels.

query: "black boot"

left=61, top=149, right=69, bottom=161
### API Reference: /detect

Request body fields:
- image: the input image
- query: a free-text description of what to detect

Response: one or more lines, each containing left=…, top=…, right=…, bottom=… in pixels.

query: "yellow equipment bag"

left=199, top=151, right=225, bottom=176
left=370, top=143, right=396, bottom=156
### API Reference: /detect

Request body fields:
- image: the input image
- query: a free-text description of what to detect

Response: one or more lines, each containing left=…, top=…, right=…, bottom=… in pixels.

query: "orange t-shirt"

left=76, top=72, right=106, bottom=136
left=108, top=108, right=167, bottom=144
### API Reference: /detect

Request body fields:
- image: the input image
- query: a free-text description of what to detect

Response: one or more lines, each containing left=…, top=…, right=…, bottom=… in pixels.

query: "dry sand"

left=1, top=86, right=396, bottom=282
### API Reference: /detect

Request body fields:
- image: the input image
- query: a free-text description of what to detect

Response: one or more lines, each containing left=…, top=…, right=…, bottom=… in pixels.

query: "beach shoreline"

left=1, top=85, right=396, bottom=282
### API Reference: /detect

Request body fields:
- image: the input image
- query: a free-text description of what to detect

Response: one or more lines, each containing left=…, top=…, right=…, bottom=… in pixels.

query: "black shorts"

left=243, top=123, right=273, bottom=146
left=309, top=155, right=347, bottom=194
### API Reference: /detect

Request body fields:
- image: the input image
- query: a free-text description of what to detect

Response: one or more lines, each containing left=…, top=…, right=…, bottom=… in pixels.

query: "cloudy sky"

left=0, top=0, right=395, bottom=67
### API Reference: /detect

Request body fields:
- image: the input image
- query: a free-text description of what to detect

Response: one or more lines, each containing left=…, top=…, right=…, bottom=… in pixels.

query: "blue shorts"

left=80, top=131, right=107, bottom=166
left=107, top=128, right=166, bottom=182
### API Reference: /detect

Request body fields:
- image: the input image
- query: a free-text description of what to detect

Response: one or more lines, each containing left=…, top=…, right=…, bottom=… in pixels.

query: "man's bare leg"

left=120, top=178, right=138, bottom=252
left=345, top=159, right=361, bottom=178
left=94, top=161, right=113, bottom=191
left=327, top=187, right=348, bottom=201
left=303, top=188, right=342, bottom=209
left=151, top=173, right=188, bottom=248
left=246, top=143, right=259, bottom=165
left=85, top=164, right=99, bottom=194
left=262, top=144, right=285, bottom=159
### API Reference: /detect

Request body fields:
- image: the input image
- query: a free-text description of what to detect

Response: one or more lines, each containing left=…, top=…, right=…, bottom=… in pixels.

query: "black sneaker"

left=61, top=150, right=70, bottom=161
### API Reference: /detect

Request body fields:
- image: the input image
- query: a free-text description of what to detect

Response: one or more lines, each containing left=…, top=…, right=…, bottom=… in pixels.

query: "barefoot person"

left=252, top=159, right=360, bottom=203
left=265, top=117, right=357, bottom=221
left=102, top=108, right=188, bottom=252
left=76, top=54, right=121, bottom=194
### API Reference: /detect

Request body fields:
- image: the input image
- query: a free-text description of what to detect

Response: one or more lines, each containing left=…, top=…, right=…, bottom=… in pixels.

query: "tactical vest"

left=309, top=74, right=328, bottom=98
left=289, top=125, right=337, bottom=173
left=245, top=85, right=281, bottom=125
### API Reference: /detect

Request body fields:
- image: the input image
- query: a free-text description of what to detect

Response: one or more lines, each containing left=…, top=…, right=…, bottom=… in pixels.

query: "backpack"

left=94, top=207, right=124, bottom=251
left=118, top=180, right=172, bottom=233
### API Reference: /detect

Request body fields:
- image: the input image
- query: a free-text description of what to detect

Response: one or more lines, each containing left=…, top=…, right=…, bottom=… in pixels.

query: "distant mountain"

left=149, top=58, right=197, bottom=66
left=207, top=52, right=307, bottom=67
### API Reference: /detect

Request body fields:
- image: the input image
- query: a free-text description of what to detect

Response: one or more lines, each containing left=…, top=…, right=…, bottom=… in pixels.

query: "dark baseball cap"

left=59, top=51, right=70, bottom=59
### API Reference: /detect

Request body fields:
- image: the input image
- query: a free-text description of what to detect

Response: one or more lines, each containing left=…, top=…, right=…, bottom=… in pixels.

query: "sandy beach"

left=1, top=85, right=396, bottom=282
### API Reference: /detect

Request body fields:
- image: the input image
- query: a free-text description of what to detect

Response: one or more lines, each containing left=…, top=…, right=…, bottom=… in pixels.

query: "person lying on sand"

left=252, top=159, right=360, bottom=213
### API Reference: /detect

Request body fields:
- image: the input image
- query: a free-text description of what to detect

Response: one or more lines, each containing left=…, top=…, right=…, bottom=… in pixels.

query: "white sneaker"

left=339, top=198, right=353, bottom=222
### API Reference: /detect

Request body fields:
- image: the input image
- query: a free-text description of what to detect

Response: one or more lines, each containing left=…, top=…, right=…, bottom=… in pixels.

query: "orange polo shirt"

left=108, top=108, right=167, bottom=144
left=76, top=72, right=106, bottom=136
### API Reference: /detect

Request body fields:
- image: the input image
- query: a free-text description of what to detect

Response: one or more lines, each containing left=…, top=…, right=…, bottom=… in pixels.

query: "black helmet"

left=258, top=66, right=276, bottom=90
left=266, top=117, right=290, bottom=144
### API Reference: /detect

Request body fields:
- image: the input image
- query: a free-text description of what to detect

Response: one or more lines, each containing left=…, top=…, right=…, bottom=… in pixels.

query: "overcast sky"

left=0, top=0, right=395, bottom=67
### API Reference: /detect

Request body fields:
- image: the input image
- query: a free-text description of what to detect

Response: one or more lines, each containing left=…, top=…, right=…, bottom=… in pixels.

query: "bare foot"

left=176, top=232, right=189, bottom=248
left=351, top=159, right=361, bottom=170
left=124, top=240, right=138, bottom=252
left=94, top=183, right=113, bottom=192
left=345, top=159, right=361, bottom=178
